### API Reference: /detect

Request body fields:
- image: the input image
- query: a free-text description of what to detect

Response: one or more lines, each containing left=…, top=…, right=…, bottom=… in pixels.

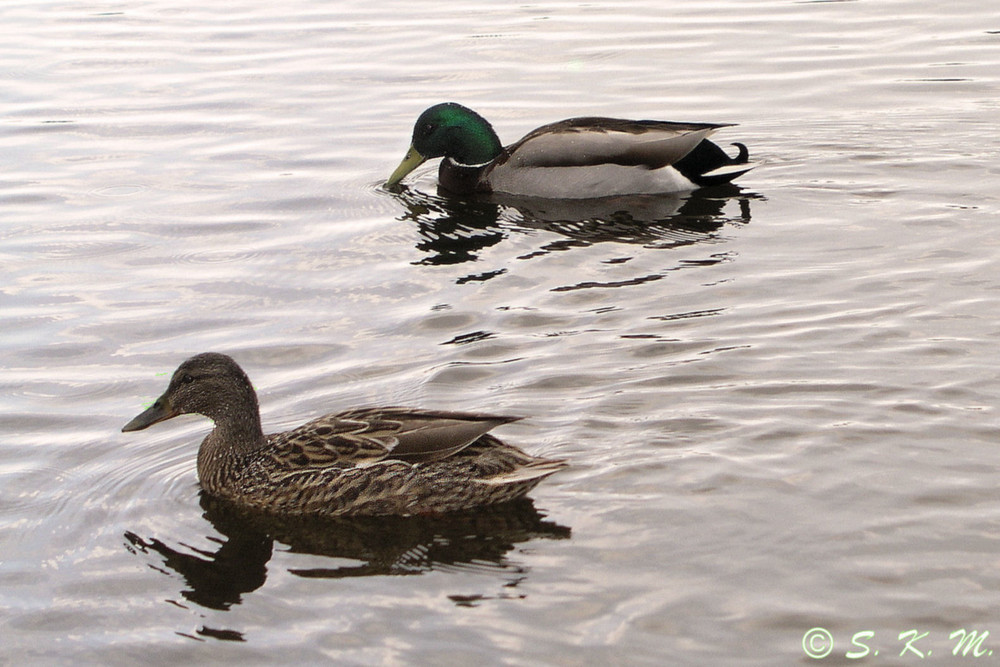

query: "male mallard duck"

left=387, top=102, right=755, bottom=198
left=122, top=353, right=566, bottom=517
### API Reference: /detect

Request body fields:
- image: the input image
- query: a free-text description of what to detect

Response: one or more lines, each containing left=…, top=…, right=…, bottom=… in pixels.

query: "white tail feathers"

left=702, top=161, right=758, bottom=179
left=474, top=459, right=568, bottom=485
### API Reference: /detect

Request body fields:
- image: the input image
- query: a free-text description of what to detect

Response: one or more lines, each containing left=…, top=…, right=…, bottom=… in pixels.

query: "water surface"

left=3, top=0, right=1000, bottom=663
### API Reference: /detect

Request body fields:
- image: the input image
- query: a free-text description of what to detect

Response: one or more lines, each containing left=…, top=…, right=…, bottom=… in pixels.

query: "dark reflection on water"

left=392, top=186, right=508, bottom=266
left=124, top=493, right=570, bottom=614
left=388, top=184, right=756, bottom=270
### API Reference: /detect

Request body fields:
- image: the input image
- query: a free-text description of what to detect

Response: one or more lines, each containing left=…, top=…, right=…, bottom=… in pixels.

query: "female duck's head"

left=122, top=352, right=260, bottom=432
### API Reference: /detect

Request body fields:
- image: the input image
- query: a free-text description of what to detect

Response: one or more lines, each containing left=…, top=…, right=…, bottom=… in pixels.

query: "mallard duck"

left=386, top=102, right=755, bottom=198
left=122, top=353, right=566, bottom=517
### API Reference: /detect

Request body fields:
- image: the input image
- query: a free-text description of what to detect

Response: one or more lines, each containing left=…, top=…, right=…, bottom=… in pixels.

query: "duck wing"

left=267, top=407, right=521, bottom=469
left=498, top=118, right=732, bottom=170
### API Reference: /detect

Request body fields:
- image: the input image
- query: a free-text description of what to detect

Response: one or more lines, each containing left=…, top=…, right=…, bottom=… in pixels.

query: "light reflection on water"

left=2, top=0, right=1000, bottom=663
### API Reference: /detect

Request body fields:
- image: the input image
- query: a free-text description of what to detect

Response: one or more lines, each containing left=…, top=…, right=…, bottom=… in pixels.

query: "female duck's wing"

left=361, top=408, right=522, bottom=463
left=498, top=118, right=731, bottom=170
left=267, top=407, right=521, bottom=469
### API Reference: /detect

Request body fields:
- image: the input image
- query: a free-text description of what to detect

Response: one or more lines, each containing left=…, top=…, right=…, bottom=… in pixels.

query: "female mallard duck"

left=387, top=102, right=755, bottom=198
left=122, top=353, right=566, bottom=517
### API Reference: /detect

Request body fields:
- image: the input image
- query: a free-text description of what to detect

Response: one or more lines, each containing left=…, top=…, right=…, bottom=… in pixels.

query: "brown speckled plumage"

left=122, top=353, right=566, bottom=516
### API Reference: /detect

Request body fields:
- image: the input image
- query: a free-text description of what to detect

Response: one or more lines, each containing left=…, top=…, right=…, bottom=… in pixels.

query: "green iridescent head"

left=387, top=103, right=503, bottom=187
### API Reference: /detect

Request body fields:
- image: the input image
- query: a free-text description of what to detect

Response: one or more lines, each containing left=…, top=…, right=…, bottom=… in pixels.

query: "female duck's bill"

left=387, top=102, right=755, bottom=199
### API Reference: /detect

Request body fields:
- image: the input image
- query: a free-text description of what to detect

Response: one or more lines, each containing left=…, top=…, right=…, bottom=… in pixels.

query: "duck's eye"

left=181, top=374, right=194, bottom=384
left=421, top=122, right=436, bottom=136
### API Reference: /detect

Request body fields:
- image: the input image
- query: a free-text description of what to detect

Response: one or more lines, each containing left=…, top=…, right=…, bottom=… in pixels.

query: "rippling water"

left=3, top=0, right=1000, bottom=663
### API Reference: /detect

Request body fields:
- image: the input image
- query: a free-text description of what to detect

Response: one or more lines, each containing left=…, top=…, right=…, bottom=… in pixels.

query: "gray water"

left=3, top=0, right=1000, bottom=663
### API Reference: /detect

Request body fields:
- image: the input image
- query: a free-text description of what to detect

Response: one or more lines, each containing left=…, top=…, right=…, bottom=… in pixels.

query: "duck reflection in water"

left=387, top=183, right=756, bottom=268
left=124, top=493, right=570, bottom=612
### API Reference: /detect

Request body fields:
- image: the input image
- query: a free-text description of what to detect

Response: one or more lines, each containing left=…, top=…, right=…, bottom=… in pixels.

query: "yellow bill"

left=386, top=144, right=427, bottom=187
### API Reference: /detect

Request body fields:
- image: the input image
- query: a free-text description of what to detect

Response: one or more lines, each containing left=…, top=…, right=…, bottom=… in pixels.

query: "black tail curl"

left=674, top=139, right=753, bottom=188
